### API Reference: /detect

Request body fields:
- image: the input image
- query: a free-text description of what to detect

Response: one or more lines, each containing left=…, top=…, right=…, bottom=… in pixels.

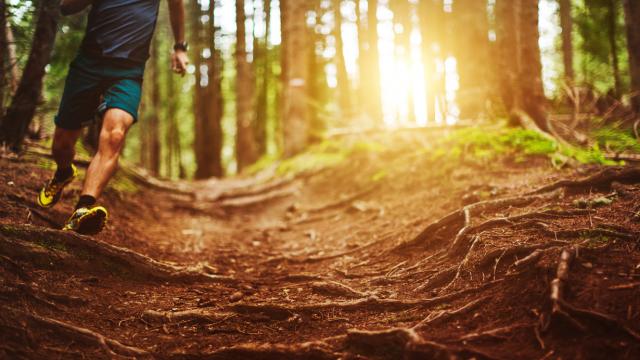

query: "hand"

left=171, top=50, right=189, bottom=76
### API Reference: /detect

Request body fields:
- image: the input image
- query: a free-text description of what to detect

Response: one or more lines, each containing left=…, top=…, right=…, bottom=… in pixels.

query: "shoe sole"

left=37, top=176, right=76, bottom=209
left=76, top=208, right=108, bottom=235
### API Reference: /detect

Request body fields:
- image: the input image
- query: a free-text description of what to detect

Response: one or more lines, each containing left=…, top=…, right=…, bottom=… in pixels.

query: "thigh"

left=101, top=78, right=143, bottom=124
left=55, top=63, right=102, bottom=130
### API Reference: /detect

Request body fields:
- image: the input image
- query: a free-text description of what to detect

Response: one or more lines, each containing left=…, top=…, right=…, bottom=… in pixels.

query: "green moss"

left=592, top=126, right=640, bottom=153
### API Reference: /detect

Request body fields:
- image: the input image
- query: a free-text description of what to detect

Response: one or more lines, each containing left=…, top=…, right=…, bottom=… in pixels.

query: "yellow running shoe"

left=63, top=206, right=108, bottom=235
left=37, top=164, right=78, bottom=208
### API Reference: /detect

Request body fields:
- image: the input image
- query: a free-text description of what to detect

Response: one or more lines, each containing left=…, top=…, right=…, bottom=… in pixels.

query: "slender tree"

left=559, top=0, right=574, bottom=82
left=333, top=0, right=351, bottom=115
left=623, top=0, right=640, bottom=113
left=205, top=0, right=224, bottom=176
left=451, top=0, right=490, bottom=120
left=148, top=36, right=161, bottom=176
left=355, top=0, right=367, bottom=112
left=496, top=0, right=549, bottom=133
left=254, top=0, right=271, bottom=155
left=280, top=0, right=310, bottom=156
left=0, top=0, right=60, bottom=150
left=607, top=0, right=622, bottom=97
left=0, top=0, right=7, bottom=115
left=365, top=0, right=383, bottom=124
left=390, top=0, right=416, bottom=123
left=236, top=0, right=258, bottom=171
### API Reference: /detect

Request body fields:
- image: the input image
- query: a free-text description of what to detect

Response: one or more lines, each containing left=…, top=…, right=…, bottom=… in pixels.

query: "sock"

left=54, top=166, right=73, bottom=182
left=75, top=195, right=96, bottom=210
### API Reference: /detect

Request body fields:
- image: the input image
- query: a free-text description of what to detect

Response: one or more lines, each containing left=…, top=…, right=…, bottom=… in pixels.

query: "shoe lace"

left=44, top=180, right=63, bottom=197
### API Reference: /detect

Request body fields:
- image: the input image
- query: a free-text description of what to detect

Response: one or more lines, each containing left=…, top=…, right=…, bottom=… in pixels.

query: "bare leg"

left=52, top=127, right=82, bottom=170
left=81, top=109, right=134, bottom=199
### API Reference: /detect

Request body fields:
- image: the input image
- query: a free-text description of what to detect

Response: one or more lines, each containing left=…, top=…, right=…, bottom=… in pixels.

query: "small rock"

left=229, top=291, right=244, bottom=302
left=7, top=181, right=14, bottom=186
left=581, top=262, right=593, bottom=269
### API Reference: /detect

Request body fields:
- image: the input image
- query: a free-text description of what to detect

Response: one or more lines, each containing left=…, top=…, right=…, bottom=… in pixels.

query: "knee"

left=102, top=127, right=127, bottom=149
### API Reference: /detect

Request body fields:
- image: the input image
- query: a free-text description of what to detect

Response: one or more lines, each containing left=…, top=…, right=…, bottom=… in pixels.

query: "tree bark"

left=496, top=0, right=549, bottom=133
left=148, top=35, right=161, bottom=176
left=281, top=0, right=310, bottom=157
left=451, top=0, right=490, bottom=120
left=0, top=0, right=60, bottom=150
left=623, top=0, right=640, bottom=113
left=254, top=0, right=271, bottom=155
left=236, top=0, right=258, bottom=171
left=0, top=0, right=7, bottom=116
left=333, top=0, right=351, bottom=116
left=607, top=0, right=621, bottom=98
left=205, top=0, right=224, bottom=177
left=362, top=0, right=383, bottom=124
left=558, top=0, right=574, bottom=82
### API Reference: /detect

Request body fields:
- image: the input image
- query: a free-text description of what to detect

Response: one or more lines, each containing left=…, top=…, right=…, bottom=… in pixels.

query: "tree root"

left=219, top=187, right=297, bottom=209
left=3, top=306, right=149, bottom=358
left=142, top=309, right=235, bottom=325
left=459, top=322, right=533, bottom=341
left=0, top=224, right=235, bottom=284
left=528, top=167, right=640, bottom=195
left=543, top=247, right=640, bottom=341
left=394, top=191, right=562, bottom=252
left=229, top=281, right=500, bottom=321
left=311, top=281, right=368, bottom=298
left=167, top=340, right=338, bottom=360
left=413, top=296, right=490, bottom=329
left=300, top=185, right=380, bottom=214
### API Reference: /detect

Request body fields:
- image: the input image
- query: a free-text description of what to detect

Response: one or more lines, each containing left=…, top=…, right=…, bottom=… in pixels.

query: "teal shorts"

left=55, top=53, right=145, bottom=130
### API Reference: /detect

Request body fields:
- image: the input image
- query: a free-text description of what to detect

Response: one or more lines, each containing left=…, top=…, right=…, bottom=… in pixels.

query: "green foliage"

left=434, top=125, right=620, bottom=167
left=592, top=127, right=640, bottom=153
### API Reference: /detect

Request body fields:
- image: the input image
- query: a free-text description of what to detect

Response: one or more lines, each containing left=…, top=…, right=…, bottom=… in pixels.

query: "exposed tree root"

left=3, top=306, right=149, bottom=358
left=413, top=296, right=490, bottom=329
left=142, top=309, right=235, bottom=325
left=311, top=281, right=368, bottom=298
left=0, top=224, right=235, bottom=283
left=528, top=167, right=640, bottom=195
left=394, top=191, right=562, bottom=252
left=219, top=187, right=297, bottom=209
left=229, top=281, right=500, bottom=320
left=459, top=323, right=533, bottom=341
left=167, top=341, right=337, bottom=360
left=300, top=185, right=380, bottom=214
left=543, top=247, right=640, bottom=341
left=517, top=221, right=637, bottom=241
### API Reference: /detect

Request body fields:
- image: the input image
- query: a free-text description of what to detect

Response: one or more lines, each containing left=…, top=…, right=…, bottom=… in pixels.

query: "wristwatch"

left=173, top=42, right=189, bottom=52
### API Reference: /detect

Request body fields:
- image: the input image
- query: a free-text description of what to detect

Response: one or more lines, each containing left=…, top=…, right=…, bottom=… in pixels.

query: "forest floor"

left=1, top=126, right=640, bottom=359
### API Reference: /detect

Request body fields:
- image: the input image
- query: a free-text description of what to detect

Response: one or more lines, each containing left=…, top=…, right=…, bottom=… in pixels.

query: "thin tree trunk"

left=205, top=0, right=224, bottom=177
left=559, top=0, right=574, bottom=82
left=333, top=0, right=351, bottom=115
left=418, top=0, right=443, bottom=123
left=452, top=0, right=490, bottom=120
left=281, top=0, right=310, bottom=157
left=0, top=0, right=59, bottom=150
left=148, top=36, right=161, bottom=176
left=5, top=20, right=18, bottom=93
left=0, top=0, right=7, bottom=116
left=365, top=0, right=383, bottom=124
left=191, top=0, right=207, bottom=178
left=495, top=0, right=517, bottom=111
left=390, top=0, right=415, bottom=124
left=355, top=0, right=367, bottom=113
left=254, top=0, right=270, bottom=155
left=623, top=0, right=640, bottom=113
left=236, top=0, right=258, bottom=171
left=607, top=0, right=621, bottom=98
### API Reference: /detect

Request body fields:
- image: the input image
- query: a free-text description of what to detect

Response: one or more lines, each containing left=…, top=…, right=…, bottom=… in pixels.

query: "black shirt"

left=81, top=0, right=161, bottom=65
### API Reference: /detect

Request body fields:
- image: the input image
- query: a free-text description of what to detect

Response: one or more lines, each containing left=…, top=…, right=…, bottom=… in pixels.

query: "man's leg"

left=52, top=127, right=82, bottom=171
left=81, top=108, right=134, bottom=201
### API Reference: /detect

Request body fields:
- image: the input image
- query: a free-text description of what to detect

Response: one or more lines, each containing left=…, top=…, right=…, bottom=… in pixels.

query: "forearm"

left=60, top=0, right=93, bottom=16
left=168, top=0, right=186, bottom=44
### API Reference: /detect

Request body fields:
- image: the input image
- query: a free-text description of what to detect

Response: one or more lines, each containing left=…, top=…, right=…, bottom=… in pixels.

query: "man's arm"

left=168, top=0, right=189, bottom=75
left=60, top=0, right=93, bottom=16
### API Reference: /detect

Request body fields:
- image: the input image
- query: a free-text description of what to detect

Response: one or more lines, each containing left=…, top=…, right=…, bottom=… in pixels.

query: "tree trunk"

left=451, top=0, right=490, bottom=120
left=418, top=0, right=443, bottom=123
left=0, top=0, right=59, bottom=150
left=205, top=0, right=224, bottom=177
left=254, top=0, right=271, bottom=155
left=5, top=19, right=19, bottom=93
left=0, top=0, right=7, bottom=116
left=496, top=0, right=549, bottom=133
left=281, top=0, right=310, bottom=157
left=148, top=36, right=161, bottom=176
left=390, top=0, right=415, bottom=124
left=623, top=0, right=640, bottom=113
left=607, top=0, right=621, bottom=98
left=333, top=0, right=351, bottom=116
left=355, top=0, right=367, bottom=114
left=365, top=0, right=383, bottom=124
left=559, top=0, right=574, bottom=82
left=236, top=0, right=258, bottom=171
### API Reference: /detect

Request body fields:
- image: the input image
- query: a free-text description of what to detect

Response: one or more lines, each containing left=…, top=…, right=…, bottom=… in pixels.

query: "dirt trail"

left=1, top=131, right=640, bottom=359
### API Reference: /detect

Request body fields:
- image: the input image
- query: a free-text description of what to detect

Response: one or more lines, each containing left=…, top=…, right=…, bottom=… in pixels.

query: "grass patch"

left=592, top=126, right=640, bottom=153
